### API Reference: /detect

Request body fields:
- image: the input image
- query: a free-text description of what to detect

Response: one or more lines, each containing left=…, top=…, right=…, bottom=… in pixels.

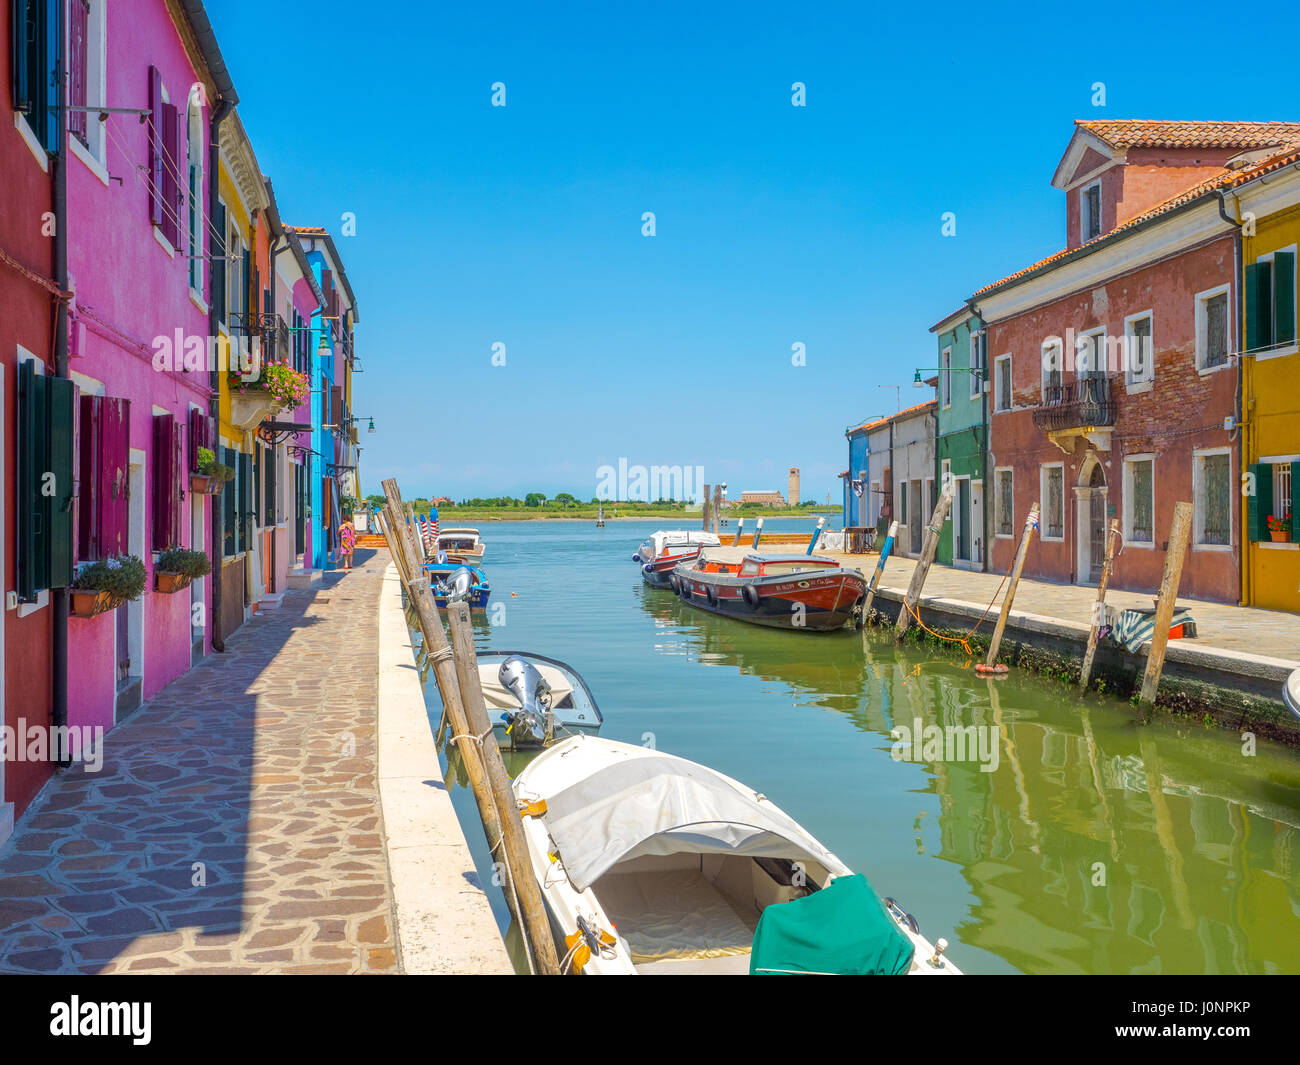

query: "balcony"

left=229, top=312, right=290, bottom=364
left=1032, top=373, right=1116, bottom=452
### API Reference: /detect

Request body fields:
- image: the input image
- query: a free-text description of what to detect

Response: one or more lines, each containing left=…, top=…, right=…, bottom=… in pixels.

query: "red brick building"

left=974, top=120, right=1300, bottom=602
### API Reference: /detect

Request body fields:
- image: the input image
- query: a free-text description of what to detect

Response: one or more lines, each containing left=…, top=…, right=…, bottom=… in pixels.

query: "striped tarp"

left=1107, top=607, right=1197, bottom=654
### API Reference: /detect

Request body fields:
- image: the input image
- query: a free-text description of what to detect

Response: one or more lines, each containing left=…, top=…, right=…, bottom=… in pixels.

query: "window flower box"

left=70, top=589, right=125, bottom=618
left=155, top=547, right=211, bottom=594
left=70, top=554, right=145, bottom=617
left=155, top=571, right=191, bottom=594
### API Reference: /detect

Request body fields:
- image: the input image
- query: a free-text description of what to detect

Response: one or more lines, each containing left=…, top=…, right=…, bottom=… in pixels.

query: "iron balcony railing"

left=1032, top=373, right=1117, bottom=432
left=228, top=312, right=290, bottom=364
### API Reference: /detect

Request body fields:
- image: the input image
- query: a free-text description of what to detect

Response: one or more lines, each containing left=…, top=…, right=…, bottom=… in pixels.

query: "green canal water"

left=416, top=519, right=1300, bottom=975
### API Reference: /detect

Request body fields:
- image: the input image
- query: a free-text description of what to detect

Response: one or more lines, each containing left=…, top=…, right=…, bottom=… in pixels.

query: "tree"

left=524, top=493, right=546, bottom=508
left=554, top=492, right=577, bottom=507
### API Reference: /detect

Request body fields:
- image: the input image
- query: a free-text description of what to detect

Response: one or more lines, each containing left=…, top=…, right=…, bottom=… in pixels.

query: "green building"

left=929, top=309, right=988, bottom=570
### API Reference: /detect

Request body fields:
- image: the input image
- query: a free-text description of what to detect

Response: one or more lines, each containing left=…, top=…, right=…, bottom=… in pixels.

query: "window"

left=1080, top=182, right=1102, bottom=242
left=1076, top=328, right=1105, bottom=376
left=1193, top=450, right=1232, bottom=547
left=16, top=358, right=75, bottom=599
left=940, top=347, right=952, bottom=407
left=11, top=0, right=61, bottom=153
left=995, top=354, right=1012, bottom=412
left=897, top=480, right=907, bottom=526
left=995, top=468, right=1013, bottom=537
left=68, top=1, right=90, bottom=147
left=1124, top=312, right=1154, bottom=389
left=187, top=91, right=204, bottom=293
left=212, top=200, right=227, bottom=325
left=1196, top=287, right=1231, bottom=370
left=1246, top=249, right=1297, bottom=354
left=1246, top=459, right=1300, bottom=542
left=1124, top=456, right=1155, bottom=544
left=970, top=331, right=984, bottom=399
left=1042, top=464, right=1064, bottom=540
left=1276, top=463, right=1293, bottom=525
left=1041, top=338, right=1063, bottom=402
left=228, top=226, right=244, bottom=321
left=148, top=67, right=183, bottom=248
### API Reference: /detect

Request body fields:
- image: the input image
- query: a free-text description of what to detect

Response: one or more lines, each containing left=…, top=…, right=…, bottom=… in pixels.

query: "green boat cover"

left=749, top=874, right=916, bottom=975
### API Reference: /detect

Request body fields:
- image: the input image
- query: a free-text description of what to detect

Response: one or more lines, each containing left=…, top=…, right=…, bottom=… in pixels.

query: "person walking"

left=339, top=518, right=357, bottom=570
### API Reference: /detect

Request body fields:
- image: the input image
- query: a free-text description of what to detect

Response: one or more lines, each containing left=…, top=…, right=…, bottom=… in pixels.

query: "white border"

left=1122, top=453, right=1156, bottom=548
left=1040, top=462, right=1066, bottom=541
left=1123, top=308, right=1154, bottom=393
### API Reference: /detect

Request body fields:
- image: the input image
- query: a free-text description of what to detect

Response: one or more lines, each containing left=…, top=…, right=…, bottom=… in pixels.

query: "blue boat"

left=422, top=561, right=491, bottom=611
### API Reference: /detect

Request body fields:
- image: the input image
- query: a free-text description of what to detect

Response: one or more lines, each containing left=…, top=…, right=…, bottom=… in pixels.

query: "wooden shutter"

left=152, top=413, right=176, bottom=550
left=100, top=397, right=130, bottom=556
left=68, top=0, right=88, bottom=144
left=148, top=65, right=164, bottom=229
left=223, top=446, right=236, bottom=556
left=11, top=0, right=31, bottom=113
left=1245, top=261, right=1273, bottom=354
left=79, top=395, right=101, bottom=559
left=16, top=363, right=75, bottom=598
left=1274, top=250, right=1296, bottom=348
left=238, top=451, right=251, bottom=552
left=17, top=362, right=44, bottom=599
left=211, top=200, right=227, bottom=323
left=1247, top=462, right=1273, bottom=543
left=1292, top=462, right=1300, bottom=541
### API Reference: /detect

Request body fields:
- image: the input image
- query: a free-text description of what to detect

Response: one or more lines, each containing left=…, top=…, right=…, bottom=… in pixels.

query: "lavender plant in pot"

left=155, top=547, right=211, bottom=594
left=70, top=554, right=146, bottom=618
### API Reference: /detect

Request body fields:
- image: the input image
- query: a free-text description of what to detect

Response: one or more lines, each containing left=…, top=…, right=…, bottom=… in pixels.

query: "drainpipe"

left=1215, top=189, right=1247, bottom=606
left=965, top=299, right=989, bottom=572
left=52, top=58, right=70, bottom=762
left=208, top=95, right=236, bottom=650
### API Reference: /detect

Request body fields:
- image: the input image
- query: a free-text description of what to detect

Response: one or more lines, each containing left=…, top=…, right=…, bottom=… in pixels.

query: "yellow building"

left=1234, top=155, right=1300, bottom=612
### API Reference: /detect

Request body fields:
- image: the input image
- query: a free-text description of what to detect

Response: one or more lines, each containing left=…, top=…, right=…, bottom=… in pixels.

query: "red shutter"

left=100, top=397, right=131, bottom=556
left=148, top=66, right=163, bottom=229
left=152, top=413, right=177, bottom=550
left=172, top=420, right=184, bottom=546
left=78, top=395, right=102, bottom=559
left=160, top=103, right=179, bottom=246
left=69, top=0, right=89, bottom=144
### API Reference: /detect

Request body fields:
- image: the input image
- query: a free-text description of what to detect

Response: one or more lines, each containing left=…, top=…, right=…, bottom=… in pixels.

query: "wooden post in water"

left=862, top=520, right=897, bottom=624
left=379, top=479, right=560, bottom=975
left=895, top=481, right=954, bottom=639
left=751, top=516, right=764, bottom=549
left=445, top=602, right=560, bottom=975
left=702, top=484, right=712, bottom=533
left=1139, top=501, right=1193, bottom=708
left=1079, top=518, right=1120, bottom=691
left=982, top=501, right=1040, bottom=670
left=732, top=517, right=744, bottom=546
left=712, top=485, right=722, bottom=536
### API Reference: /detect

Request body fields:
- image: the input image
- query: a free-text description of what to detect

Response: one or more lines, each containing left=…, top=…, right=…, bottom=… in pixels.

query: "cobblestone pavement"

left=0, top=549, right=400, bottom=974
left=812, top=549, right=1300, bottom=664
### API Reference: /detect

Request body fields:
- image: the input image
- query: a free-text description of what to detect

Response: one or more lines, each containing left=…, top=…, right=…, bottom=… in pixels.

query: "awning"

left=543, top=751, right=839, bottom=892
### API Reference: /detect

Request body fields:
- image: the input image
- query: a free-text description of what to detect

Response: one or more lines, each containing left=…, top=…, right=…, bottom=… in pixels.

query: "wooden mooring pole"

left=862, top=520, right=897, bottom=625
left=379, top=478, right=560, bottom=975
left=702, top=484, right=712, bottom=533
left=895, top=482, right=954, bottom=639
left=982, top=501, right=1040, bottom=672
left=1079, top=518, right=1120, bottom=691
left=1139, top=501, right=1193, bottom=708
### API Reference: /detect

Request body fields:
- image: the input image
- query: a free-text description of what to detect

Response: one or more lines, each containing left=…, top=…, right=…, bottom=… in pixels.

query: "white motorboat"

left=634, top=529, right=721, bottom=565
left=512, top=736, right=960, bottom=975
left=434, top=526, right=485, bottom=562
left=474, top=652, right=603, bottom=748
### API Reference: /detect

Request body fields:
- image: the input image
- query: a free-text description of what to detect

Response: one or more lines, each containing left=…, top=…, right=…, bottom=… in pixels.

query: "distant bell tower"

left=788, top=466, right=800, bottom=507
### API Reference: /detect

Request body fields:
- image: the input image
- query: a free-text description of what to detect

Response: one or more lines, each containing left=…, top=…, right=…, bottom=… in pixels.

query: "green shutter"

left=223, top=445, right=236, bottom=557
left=1247, top=462, right=1274, bottom=542
left=46, top=376, right=75, bottom=589
left=1246, top=261, right=1273, bottom=353
left=1292, top=462, right=1300, bottom=541
left=1274, top=250, right=1296, bottom=348
left=212, top=201, right=227, bottom=324
left=238, top=451, right=251, bottom=552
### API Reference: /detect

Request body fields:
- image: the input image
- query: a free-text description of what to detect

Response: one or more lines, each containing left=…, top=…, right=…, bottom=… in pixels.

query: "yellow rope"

left=901, top=557, right=1018, bottom=657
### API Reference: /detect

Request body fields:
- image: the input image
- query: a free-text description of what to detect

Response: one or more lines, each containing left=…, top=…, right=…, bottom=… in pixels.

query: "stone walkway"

left=0, top=549, right=399, bottom=974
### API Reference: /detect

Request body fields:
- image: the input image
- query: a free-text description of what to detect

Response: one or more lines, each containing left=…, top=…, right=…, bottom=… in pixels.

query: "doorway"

left=116, top=450, right=146, bottom=717
left=1075, top=457, right=1108, bottom=585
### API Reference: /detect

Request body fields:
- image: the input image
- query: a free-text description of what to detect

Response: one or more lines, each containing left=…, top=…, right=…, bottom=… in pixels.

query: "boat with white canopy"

left=512, top=736, right=960, bottom=975
left=474, top=652, right=603, bottom=748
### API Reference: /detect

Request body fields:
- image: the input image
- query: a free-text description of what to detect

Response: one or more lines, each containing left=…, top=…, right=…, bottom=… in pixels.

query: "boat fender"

left=518, top=798, right=548, bottom=818
left=742, top=585, right=761, bottom=610
left=706, top=586, right=719, bottom=606
left=974, top=663, right=1010, bottom=676
left=680, top=581, right=692, bottom=600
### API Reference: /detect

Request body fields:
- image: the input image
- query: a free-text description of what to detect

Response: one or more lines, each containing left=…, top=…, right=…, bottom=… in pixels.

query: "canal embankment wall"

left=376, top=563, right=512, bottom=974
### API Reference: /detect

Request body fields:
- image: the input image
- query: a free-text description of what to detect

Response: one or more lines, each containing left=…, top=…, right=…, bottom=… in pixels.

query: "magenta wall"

left=65, top=0, right=211, bottom=729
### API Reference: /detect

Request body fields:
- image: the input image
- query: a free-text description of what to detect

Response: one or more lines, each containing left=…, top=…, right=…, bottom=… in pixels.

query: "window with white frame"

left=969, top=331, right=983, bottom=399
left=228, top=225, right=244, bottom=320
left=1041, top=338, right=1063, bottom=401
left=941, top=458, right=952, bottom=495
left=1076, top=328, right=1105, bottom=377
left=995, top=468, right=1013, bottom=537
left=1041, top=464, right=1064, bottom=539
left=68, top=0, right=107, bottom=166
left=896, top=480, right=907, bottom=526
left=995, top=354, right=1012, bottom=412
left=1124, top=455, right=1155, bottom=544
left=940, top=346, right=952, bottom=407
left=1080, top=181, right=1102, bottom=243
left=187, top=92, right=204, bottom=295
left=1194, top=450, right=1232, bottom=546
left=1124, top=311, right=1153, bottom=388
left=1274, top=463, right=1293, bottom=523
left=1196, top=287, right=1231, bottom=370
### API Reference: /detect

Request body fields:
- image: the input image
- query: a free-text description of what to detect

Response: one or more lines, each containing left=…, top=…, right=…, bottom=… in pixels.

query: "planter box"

left=190, top=473, right=220, bottom=494
left=155, top=571, right=192, bottom=594
left=229, top=391, right=283, bottom=431
left=70, top=589, right=125, bottom=618
left=1270, top=529, right=1292, bottom=543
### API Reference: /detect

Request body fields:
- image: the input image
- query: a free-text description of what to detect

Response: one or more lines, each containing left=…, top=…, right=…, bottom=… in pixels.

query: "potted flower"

left=228, top=361, right=310, bottom=430
left=1267, top=513, right=1292, bottom=543
left=155, top=547, right=212, bottom=594
left=192, top=447, right=235, bottom=494
left=70, top=554, right=147, bottom=618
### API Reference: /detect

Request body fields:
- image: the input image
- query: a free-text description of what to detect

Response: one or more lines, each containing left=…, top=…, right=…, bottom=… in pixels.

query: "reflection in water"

left=419, top=519, right=1300, bottom=974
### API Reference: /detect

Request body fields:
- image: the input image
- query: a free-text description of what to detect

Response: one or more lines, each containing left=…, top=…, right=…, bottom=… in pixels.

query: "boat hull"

left=640, top=547, right=704, bottom=588
left=672, top=567, right=867, bottom=631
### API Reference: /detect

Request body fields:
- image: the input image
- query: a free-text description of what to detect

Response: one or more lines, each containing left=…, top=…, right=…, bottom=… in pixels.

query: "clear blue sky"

left=210, top=0, right=1299, bottom=504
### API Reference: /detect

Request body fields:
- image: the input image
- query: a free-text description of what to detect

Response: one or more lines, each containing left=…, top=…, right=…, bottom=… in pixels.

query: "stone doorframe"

left=1074, top=452, right=1108, bottom=585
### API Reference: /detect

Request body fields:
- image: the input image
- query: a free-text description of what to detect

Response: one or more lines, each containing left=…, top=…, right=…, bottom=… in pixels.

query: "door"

left=956, top=477, right=971, bottom=562
left=1088, top=465, right=1106, bottom=582
left=909, top=480, right=923, bottom=554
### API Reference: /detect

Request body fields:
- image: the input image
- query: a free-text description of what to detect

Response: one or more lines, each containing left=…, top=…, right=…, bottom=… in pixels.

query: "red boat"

left=634, top=531, right=721, bottom=590
left=671, top=553, right=868, bottom=631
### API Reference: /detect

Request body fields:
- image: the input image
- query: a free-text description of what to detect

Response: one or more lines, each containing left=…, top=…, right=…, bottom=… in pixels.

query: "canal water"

left=416, top=518, right=1300, bottom=974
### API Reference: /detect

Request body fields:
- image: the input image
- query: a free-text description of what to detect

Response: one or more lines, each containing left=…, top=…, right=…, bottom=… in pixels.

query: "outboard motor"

left=437, top=566, right=475, bottom=603
left=498, top=655, right=552, bottom=743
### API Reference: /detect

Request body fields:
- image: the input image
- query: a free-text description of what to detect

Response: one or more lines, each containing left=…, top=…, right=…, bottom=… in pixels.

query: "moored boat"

left=423, top=561, right=491, bottom=610
left=512, top=736, right=960, bottom=974
left=433, top=526, right=486, bottom=562
left=672, top=552, right=867, bottom=631
left=1285, top=667, right=1300, bottom=721
left=475, top=652, right=603, bottom=748
left=633, top=530, right=721, bottom=589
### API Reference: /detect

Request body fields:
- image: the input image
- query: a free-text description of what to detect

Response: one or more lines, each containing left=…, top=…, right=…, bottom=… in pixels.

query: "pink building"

left=63, top=0, right=234, bottom=726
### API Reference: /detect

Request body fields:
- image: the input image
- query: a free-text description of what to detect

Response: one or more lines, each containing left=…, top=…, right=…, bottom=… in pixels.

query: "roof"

left=284, top=225, right=360, bottom=323
left=1075, top=119, right=1300, bottom=151
left=974, top=142, right=1300, bottom=300
left=846, top=398, right=936, bottom=437
left=930, top=305, right=974, bottom=334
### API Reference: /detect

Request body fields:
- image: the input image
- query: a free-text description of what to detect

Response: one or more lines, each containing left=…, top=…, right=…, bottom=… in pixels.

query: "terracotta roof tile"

left=846, top=399, right=936, bottom=436
left=1076, top=119, right=1300, bottom=151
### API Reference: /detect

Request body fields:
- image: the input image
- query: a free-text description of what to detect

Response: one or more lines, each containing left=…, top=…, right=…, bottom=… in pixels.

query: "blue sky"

left=210, top=0, right=1299, bottom=504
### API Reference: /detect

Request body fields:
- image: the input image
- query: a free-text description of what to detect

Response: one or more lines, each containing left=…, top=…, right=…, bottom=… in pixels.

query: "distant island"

left=363, top=494, right=842, bottom=522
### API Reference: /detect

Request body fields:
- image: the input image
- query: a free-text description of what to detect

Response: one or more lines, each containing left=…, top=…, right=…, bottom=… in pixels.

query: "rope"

left=900, top=556, right=1017, bottom=656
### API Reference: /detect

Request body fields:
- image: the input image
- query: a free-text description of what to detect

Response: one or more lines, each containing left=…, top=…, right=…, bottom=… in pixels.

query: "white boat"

left=434, top=526, right=485, bottom=562
left=1285, top=667, right=1300, bottom=721
left=474, top=651, right=603, bottom=748
left=512, top=736, right=960, bottom=975
left=634, top=529, right=721, bottom=565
